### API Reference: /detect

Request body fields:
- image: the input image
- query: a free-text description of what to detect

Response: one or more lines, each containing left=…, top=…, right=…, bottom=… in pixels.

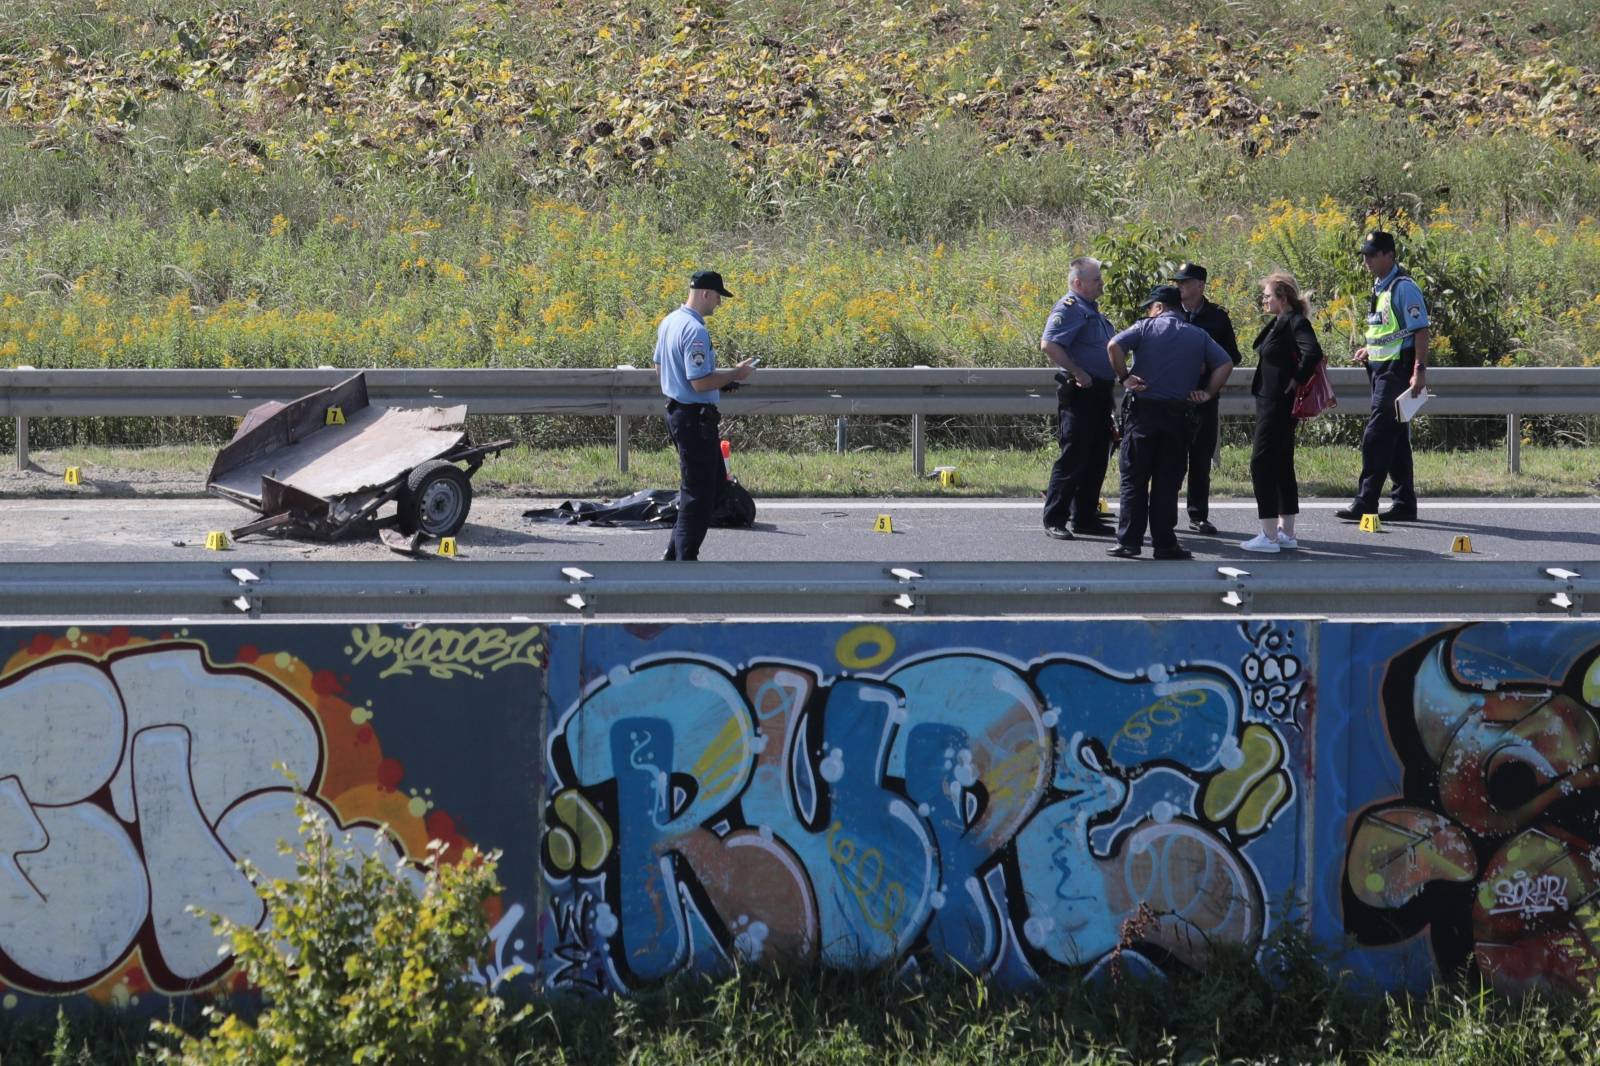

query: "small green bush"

left=152, top=804, right=525, bottom=1066
left=1090, top=220, right=1196, bottom=326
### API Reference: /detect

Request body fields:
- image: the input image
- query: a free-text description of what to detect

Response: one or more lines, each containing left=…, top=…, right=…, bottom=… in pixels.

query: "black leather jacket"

left=1250, top=312, right=1325, bottom=398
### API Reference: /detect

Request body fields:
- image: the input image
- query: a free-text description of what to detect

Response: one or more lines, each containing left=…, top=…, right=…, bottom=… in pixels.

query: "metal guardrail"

left=6, top=366, right=1600, bottom=474
left=0, top=560, right=1588, bottom=618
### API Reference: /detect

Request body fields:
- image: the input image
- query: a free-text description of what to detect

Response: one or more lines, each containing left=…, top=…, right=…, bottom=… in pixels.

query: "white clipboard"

left=1396, top=389, right=1432, bottom=423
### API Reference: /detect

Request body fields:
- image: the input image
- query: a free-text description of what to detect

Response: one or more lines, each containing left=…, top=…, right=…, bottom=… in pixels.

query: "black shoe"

left=1106, top=544, right=1141, bottom=559
left=1187, top=519, right=1218, bottom=535
left=1044, top=525, right=1075, bottom=540
left=1333, top=504, right=1370, bottom=521
left=1071, top=520, right=1115, bottom=536
left=661, top=545, right=677, bottom=561
left=1379, top=504, right=1419, bottom=522
left=1153, top=546, right=1194, bottom=560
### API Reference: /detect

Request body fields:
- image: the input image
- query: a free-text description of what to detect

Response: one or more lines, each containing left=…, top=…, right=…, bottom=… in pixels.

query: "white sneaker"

left=1275, top=533, right=1299, bottom=550
left=1242, top=533, right=1280, bottom=553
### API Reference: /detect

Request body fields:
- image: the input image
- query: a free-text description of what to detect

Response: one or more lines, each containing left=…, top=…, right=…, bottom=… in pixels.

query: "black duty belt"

left=1129, top=396, right=1191, bottom=412
left=666, top=400, right=719, bottom=414
left=1055, top=372, right=1114, bottom=391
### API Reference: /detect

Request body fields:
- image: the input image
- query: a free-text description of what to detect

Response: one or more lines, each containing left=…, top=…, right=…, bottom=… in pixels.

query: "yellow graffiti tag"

left=826, top=820, right=908, bottom=934
left=690, top=715, right=752, bottom=805
left=1202, top=723, right=1285, bottom=823
left=551, top=789, right=612, bottom=872
left=835, top=624, right=895, bottom=670
left=546, top=827, right=577, bottom=871
left=345, top=624, right=544, bottom=680
left=1114, top=688, right=1209, bottom=749
left=983, top=745, right=1044, bottom=810
left=1234, top=772, right=1290, bottom=836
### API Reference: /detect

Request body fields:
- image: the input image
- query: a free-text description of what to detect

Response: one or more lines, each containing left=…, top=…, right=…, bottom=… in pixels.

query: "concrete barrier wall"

left=1317, top=621, right=1600, bottom=997
left=541, top=619, right=1313, bottom=992
left=0, top=623, right=547, bottom=1009
left=0, top=619, right=1595, bottom=1012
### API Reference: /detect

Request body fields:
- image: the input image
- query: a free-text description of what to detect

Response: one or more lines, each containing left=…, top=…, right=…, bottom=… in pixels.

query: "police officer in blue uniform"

left=1105, top=285, right=1235, bottom=559
left=1040, top=256, right=1117, bottom=539
left=1335, top=231, right=1430, bottom=522
left=1169, top=262, right=1242, bottom=534
left=653, top=270, right=756, bottom=561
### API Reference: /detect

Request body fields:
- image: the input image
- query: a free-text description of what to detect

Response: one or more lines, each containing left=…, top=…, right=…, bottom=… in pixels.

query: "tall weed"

left=150, top=803, right=525, bottom=1066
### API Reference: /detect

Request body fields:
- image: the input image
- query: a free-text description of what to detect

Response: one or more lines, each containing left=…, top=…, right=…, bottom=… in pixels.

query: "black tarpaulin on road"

left=523, top=479, right=756, bottom=528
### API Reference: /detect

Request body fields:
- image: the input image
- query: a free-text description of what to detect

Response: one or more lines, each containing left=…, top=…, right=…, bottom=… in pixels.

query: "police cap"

left=1359, top=231, right=1397, bottom=255
left=1169, top=262, right=1207, bottom=282
left=690, top=269, right=734, bottom=297
left=1139, top=284, right=1183, bottom=309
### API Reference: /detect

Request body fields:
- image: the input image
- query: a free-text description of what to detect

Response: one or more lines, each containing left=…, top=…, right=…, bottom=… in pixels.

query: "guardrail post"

left=836, top=417, right=848, bottom=454
left=911, top=414, right=925, bottom=476
left=14, top=417, right=27, bottom=471
left=615, top=415, right=630, bottom=473
left=1507, top=413, right=1521, bottom=474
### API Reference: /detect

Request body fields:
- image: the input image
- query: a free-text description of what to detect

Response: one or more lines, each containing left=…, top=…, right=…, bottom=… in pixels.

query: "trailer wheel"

left=397, top=460, right=473, bottom=537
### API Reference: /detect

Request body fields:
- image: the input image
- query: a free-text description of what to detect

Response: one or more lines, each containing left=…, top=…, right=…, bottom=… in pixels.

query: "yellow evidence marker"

left=873, top=514, right=894, bottom=534
left=1450, top=534, right=1473, bottom=554
left=936, top=467, right=959, bottom=488
left=325, top=406, right=346, bottom=425
left=438, top=536, right=458, bottom=557
left=1358, top=514, right=1381, bottom=534
left=204, top=531, right=230, bottom=551
left=1097, top=497, right=1110, bottom=513
left=63, top=466, right=81, bottom=486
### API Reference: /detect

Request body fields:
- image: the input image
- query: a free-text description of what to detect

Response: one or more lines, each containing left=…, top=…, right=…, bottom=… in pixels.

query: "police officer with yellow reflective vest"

left=1105, top=285, right=1235, bottom=560
left=1169, top=262, right=1242, bottom=535
left=653, top=269, right=756, bottom=561
left=1335, top=231, right=1429, bottom=523
left=1040, top=256, right=1118, bottom=540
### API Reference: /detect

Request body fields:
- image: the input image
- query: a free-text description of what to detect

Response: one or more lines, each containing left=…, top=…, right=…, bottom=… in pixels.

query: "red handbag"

left=1292, top=361, right=1336, bottom=420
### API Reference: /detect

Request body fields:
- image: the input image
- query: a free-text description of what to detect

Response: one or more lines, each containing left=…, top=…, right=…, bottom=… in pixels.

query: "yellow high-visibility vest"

left=1364, top=282, right=1408, bottom=362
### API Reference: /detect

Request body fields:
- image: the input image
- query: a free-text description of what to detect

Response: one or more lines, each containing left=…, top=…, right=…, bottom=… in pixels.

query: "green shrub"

left=151, top=804, right=525, bottom=1066
left=1400, top=226, right=1516, bottom=366
left=1090, top=220, right=1196, bottom=326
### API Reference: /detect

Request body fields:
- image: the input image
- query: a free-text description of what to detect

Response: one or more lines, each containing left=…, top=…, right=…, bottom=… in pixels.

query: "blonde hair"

left=1261, top=271, right=1311, bottom=318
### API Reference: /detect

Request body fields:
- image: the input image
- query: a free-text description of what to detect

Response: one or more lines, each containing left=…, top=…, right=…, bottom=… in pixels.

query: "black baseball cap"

left=690, top=269, right=733, bottom=297
left=1359, top=231, right=1397, bottom=255
left=1139, top=284, right=1183, bottom=309
left=1169, top=262, right=1207, bottom=282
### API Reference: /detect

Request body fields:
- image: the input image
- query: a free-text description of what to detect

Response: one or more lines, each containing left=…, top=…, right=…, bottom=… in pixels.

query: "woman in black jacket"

left=1242, top=272, right=1324, bottom=553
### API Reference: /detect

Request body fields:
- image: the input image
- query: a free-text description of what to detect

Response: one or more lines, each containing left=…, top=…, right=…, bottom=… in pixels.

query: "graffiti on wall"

left=1343, top=628, right=1600, bottom=996
left=540, top=622, right=1309, bottom=992
left=0, top=624, right=545, bottom=1011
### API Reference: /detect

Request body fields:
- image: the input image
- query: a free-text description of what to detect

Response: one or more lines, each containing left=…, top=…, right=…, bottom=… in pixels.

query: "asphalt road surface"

left=2, top=497, right=1597, bottom=564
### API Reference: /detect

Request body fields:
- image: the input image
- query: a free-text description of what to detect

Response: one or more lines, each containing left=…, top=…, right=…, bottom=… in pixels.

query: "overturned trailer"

left=206, top=373, right=509, bottom=541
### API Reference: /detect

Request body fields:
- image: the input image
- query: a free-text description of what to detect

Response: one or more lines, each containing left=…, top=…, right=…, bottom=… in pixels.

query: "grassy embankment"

left=2, top=0, right=1599, bottom=461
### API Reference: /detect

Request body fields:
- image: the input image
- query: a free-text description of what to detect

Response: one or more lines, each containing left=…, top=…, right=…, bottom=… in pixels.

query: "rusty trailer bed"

left=206, top=373, right=507, bottom=541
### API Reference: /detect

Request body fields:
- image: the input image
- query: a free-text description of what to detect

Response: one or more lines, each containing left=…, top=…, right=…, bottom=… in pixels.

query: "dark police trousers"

left=665, top=400, right=722, bottom=561
left=1042, top=376, right=1114, bottom=529
left=1355, top=360, right=1417, bottom=510
left=1185, top=396, right=1220, bottom=522
left=1117, top=398, right=1191, bottom=551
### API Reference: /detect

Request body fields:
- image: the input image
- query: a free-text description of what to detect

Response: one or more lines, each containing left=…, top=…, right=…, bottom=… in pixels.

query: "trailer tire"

left=397, top=460, right=473, bottom=537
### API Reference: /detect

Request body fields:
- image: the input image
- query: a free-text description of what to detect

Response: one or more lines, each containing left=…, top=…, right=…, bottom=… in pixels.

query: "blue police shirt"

left=1041, top=292, right=1115, bottom=381
left=653, top=305, right=717, bottom=405
left=1373, top=266, right=1430, bottom=351
left=1109, top=311, right=1232, bottom=402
